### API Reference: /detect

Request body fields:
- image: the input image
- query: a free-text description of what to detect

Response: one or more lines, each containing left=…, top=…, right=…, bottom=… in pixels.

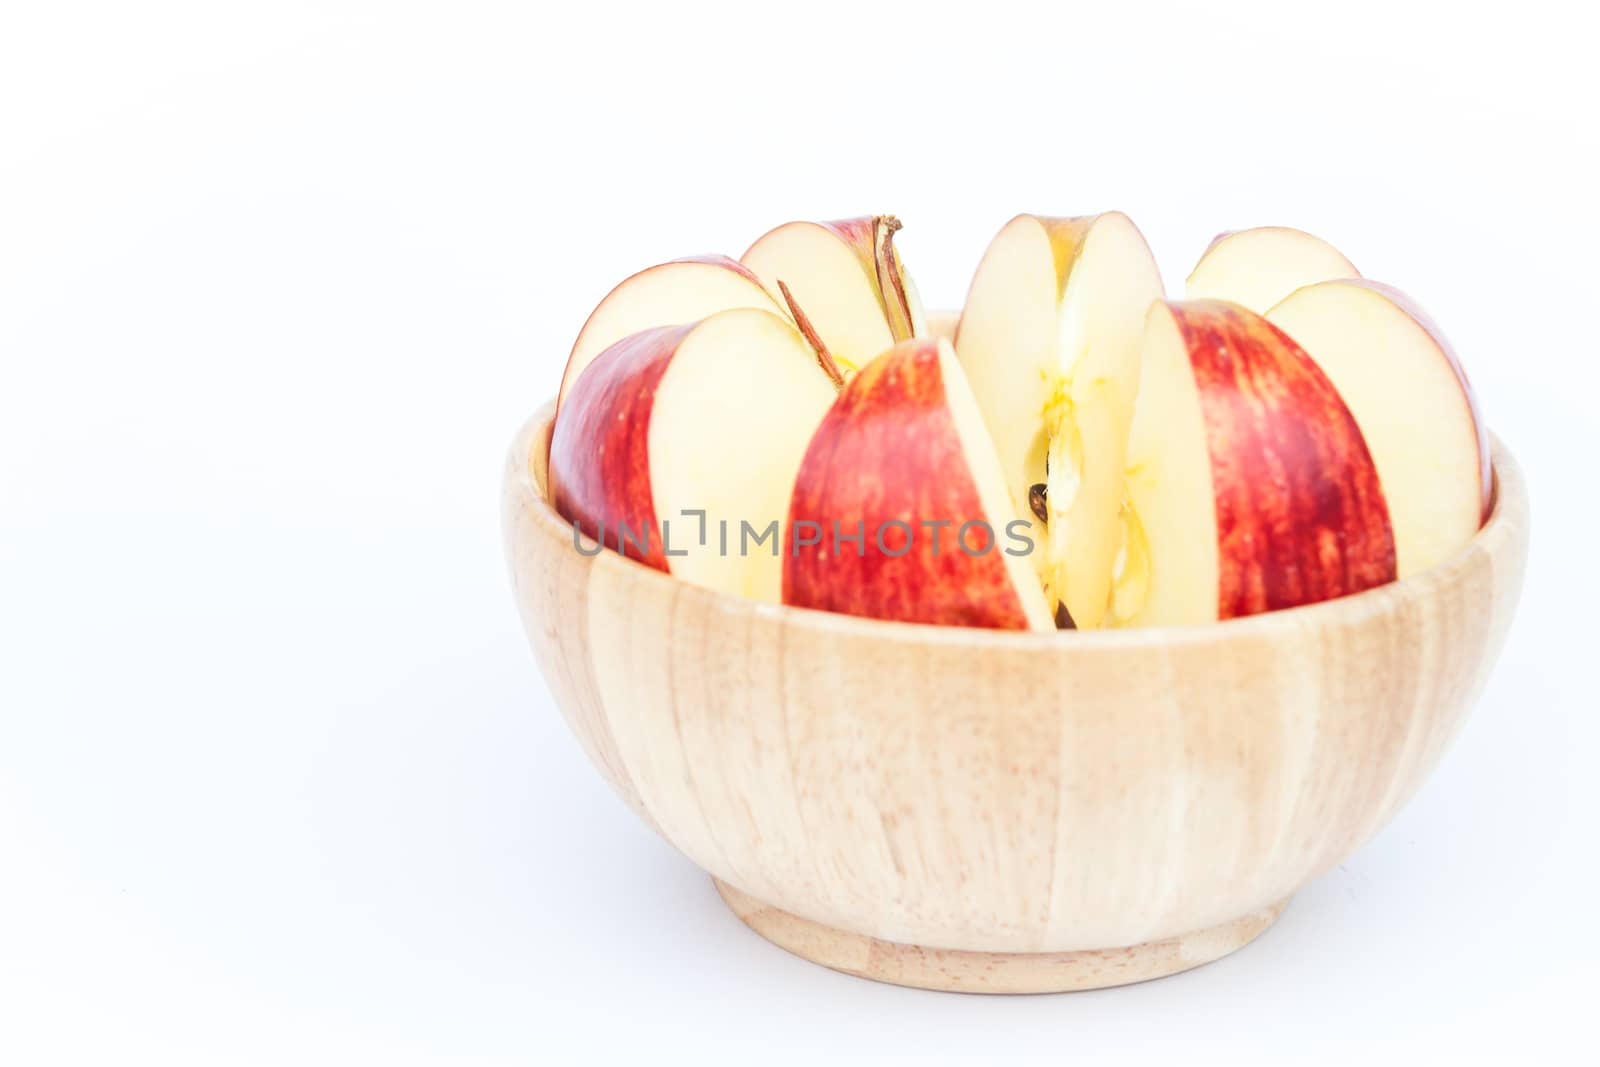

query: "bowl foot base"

left=713, top=878, right=1289, bottom=994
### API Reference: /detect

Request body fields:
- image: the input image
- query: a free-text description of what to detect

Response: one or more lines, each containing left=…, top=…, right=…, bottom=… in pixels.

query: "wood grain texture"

left=715, top=877, right=1288, bottom=993
left=503, top=399, right=1528, bottom=987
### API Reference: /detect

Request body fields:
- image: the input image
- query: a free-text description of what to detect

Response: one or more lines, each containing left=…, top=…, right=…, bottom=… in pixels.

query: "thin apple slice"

left=741, top=216, right=927, bottom=374
left=557, top=255, right=785, bottom=407
left=1267, top=279, right=1490, bottom=576
left=549, top=308, right=838, bottom=602
left=1121, top=300, right=1396, bottom=627
left=1185, top=226, right=1359, bottom=313
left=783, top=338, right=1054, bottom=631
left=954, top=212, right=1164, bottom=629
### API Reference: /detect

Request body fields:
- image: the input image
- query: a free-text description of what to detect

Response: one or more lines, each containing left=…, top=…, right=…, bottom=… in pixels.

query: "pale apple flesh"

left=557, top=255, right=785, bottom=407
left=1185, top=226, right=1359, bottom=314
left=923, top=309, right=960, bottom=343
left=783, top=338, right=1054, bottom=631
left=954, top=212, right=1164, bottom=629
left=1122, top=300, right=1396, bottom=626
left=1267, top=279, right=1490, bottom=576
left=741, top=216, right=927, bottom=374
left=549, top=308, right=838, bottom=602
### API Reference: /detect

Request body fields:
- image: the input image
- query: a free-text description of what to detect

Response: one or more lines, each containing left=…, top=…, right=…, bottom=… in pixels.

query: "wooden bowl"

left=503, top=402, right=1528, bottom=993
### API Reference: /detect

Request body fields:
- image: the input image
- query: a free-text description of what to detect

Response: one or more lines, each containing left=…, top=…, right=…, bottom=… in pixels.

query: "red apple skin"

left=1172, top=300, right=1397, bottom=619
left=819, top=217, right=875, bottom=248
left=1334, top=279, right=1493, bottom=520
left=817, top=217, right=884, bottom=291
left=548, top=324, right=691, bottom=572
left=783, top=339, right=1034, bottom=629
left=668, top=253, right=766, bottom=287
left=555, top=254, right=769, bottom=419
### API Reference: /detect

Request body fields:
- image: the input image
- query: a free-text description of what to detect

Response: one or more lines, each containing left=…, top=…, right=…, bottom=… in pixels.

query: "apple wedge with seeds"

left=954, top=212, right=1165, bottom=630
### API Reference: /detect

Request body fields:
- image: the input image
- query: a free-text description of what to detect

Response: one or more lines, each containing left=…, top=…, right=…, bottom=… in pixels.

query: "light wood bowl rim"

left=513, top=399, right=1527, bottom=649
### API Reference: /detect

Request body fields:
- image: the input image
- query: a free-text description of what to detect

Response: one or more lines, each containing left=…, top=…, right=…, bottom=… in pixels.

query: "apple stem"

left=778, top=279, right=846, bottom=389
left=874, top=216, right=917, bottom=343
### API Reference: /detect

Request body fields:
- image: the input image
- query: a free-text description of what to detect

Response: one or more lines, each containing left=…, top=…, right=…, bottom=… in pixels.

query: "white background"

left=2, top=2, right=1595, bottom=1063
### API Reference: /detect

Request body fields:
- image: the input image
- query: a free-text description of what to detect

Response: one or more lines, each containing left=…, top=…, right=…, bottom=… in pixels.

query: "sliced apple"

left=783, top=338, right=1054, bottom=631
left=953, top=212, right=1164, bottom=629
left=1120, top=300, right=1396, bottom=627
left=1266, top=279, right=1490, bottom=576
left=548, top=308, right=838, bottom=602
left=924, top=309, right=960, bottom=343
left=1185, top=226, right=1359, bottom=313
left=741, top=216, right=927, bottom=374
left=557, top=255, right=786, bottom=407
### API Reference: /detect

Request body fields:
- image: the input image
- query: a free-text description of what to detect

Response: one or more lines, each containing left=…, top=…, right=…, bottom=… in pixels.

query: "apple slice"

left=741, top=216, right=927, bottom=375
left=548, top=308, right=838, bottom=602
left=557, top=255, right=786, bottom=407
left=1185, top=226, right=1359, bottom=313
left=783, top=338, right=1054, bottom=631
left=1120, top=300, right=1396, bottom=627
left=1266, top=279, right=1490, bottom=576
left=953, top=212, right=1164, bottom=630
